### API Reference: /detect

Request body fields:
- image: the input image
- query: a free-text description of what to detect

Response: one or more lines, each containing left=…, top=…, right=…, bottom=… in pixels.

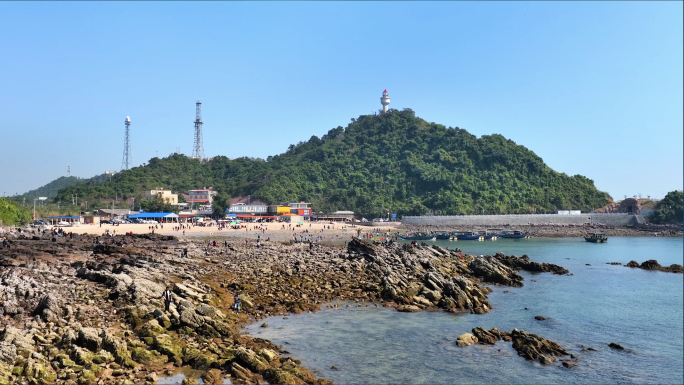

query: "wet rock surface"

left=625, top=259, right=683, bottom=273
left=492, top=252, right=570, bottom=275
left=461, top=327, right=571, bottom=366
left=0, top=233, right=569, bottom=384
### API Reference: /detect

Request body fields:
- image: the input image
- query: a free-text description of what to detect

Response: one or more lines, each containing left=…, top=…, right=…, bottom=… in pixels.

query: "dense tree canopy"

left=0, top=198, right=32, bottom=226
left=52, top=109, right=611, bottom=217
left=650, top=190, right=683, bottom=224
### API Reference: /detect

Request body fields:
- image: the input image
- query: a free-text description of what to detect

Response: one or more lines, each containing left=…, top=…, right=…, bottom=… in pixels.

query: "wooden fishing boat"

left=499, top=230, right=530, bottom=239
left=452, top=231, right=484, bottom=241
left=584, top=232, right=608, bottom=243
left=399, top=232, right=436, bottom=241
left=434, top=230, right=452, bottom=240
left=478, top=230, right=498, bottom=240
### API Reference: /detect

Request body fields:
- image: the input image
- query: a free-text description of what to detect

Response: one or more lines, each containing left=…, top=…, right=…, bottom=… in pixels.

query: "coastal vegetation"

left=0, top=198, right=32, bottom=226
left=650, top=190, right=683, bottom=224
left=47, top=109, right=611, bottom=217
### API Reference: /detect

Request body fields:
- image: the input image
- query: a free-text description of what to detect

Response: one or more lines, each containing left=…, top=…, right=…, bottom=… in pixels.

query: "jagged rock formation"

left=491, top=252, right=570, bottom=275
left=625, top=260, right=683, bottom=273
left=460, top=327, right=570, bottom=366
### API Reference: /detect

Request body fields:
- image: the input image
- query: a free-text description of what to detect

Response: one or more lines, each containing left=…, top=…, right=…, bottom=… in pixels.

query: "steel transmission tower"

left=192, top=101, right=204, bottom=161
left=121, top=116, right=132, bottom=170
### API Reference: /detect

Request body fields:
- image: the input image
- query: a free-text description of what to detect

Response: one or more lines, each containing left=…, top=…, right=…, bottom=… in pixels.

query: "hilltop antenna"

left=121, top=116, right=132, bottom=170
left=192, top=101, right=205, bottom=161
left=67, top=165, right=70, bottom=177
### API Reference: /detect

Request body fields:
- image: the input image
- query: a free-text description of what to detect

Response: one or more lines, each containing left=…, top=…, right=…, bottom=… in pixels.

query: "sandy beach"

left=67, top=221, right=403, bottom=243
left=65, top=220, right=682, bottom=241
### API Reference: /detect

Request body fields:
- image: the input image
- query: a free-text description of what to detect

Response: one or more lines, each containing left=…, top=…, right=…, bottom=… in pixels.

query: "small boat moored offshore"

left=478, top=230, right=498, bottom=240
left=584, top=232, right=608, bottom=243
left=452, top=231, right=485, bottom=241
left=434, top=230, right=452, bottom=240
left=499, top=230, right=531, bottom=239
left=399, top=232, right=436, bottom=241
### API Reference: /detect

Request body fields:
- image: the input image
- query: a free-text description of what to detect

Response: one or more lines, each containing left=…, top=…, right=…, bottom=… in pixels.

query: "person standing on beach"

left=233, top=293, right=241, bottom=314
left=162, top=287, right=173, bottom=313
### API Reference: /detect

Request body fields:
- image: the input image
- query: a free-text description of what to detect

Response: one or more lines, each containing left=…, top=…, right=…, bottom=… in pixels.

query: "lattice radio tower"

left=192, top=101, right=204, bottom=161
left=121, top=116, right=132, bottom=170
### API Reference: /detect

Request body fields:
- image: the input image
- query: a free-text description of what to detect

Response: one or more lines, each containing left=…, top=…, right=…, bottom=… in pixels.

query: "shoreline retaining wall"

left=402, top=213, right=642, bottom=227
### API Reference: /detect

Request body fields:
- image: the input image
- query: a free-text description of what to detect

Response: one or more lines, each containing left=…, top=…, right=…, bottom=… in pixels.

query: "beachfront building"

left=229, top=202, right=268, bottom=214
left=43, top=216, right=82, bottom=226
left=187, top=189, right=217, bottom=206
left=314, top=210, right=354, bottom=222
left=267, top=205, right=293, bottom=215
left=97, top=209, right=135, bottom=219
left=144, top=188, right=178, bottom=205
left=288, top=202, right=312, bottom=216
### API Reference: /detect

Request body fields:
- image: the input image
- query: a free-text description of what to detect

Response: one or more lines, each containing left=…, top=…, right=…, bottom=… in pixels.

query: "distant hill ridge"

left=16, top=174, right=111, bottom=200
left=52, top=109, right=610, bottom=217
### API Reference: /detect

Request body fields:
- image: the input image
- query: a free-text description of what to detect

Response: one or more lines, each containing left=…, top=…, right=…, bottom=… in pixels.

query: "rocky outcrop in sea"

left=625, top=259, right=683, bottom=273
left=458, top=327, right=572, bottom=366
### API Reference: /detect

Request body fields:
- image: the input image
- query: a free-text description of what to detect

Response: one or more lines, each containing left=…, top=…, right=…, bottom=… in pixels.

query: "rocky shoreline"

left=1, top=226, right=667, bottom=384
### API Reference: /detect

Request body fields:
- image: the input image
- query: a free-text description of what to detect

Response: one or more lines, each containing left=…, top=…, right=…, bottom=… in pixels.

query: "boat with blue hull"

left=499, top=230, right=530, bottom=239
left=398, top=232, right=436, bottom=241
left=434, top=230, right=452, bottom=240
left=452, top=231, right=485, bottom=241
left=478, top=230, right=498, bottom=240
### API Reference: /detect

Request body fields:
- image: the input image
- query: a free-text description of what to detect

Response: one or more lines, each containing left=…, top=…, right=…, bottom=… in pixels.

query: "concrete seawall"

left=402, top=213, right=643, bottom=227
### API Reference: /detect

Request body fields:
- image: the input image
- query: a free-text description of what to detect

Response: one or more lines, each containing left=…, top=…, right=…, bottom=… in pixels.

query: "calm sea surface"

left=244, top=237, right=683, bottom=384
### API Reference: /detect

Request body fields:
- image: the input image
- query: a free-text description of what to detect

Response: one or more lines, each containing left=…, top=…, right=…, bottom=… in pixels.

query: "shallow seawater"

left=157, top=367, right=230, bottom=384
left=245, top=237, right=683, bottom=384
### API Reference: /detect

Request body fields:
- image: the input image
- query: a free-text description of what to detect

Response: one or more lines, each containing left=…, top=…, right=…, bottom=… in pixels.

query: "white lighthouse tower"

left=380, top=89, right=390, bottom=113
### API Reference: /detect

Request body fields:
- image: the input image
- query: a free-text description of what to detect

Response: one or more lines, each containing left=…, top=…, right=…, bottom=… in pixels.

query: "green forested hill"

left=15, top=173, right=112, bottom=201
left=54, top=109, right=611, bottom=216
left=17, top=176, right=84, bottom=200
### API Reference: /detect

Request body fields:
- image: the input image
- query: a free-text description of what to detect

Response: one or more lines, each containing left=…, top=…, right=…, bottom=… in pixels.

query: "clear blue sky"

left=1, top=1, right=682, bottom=201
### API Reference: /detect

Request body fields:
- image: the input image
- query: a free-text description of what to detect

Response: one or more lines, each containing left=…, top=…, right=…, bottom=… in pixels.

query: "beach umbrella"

left=298, top=222, right=303, bottom=225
